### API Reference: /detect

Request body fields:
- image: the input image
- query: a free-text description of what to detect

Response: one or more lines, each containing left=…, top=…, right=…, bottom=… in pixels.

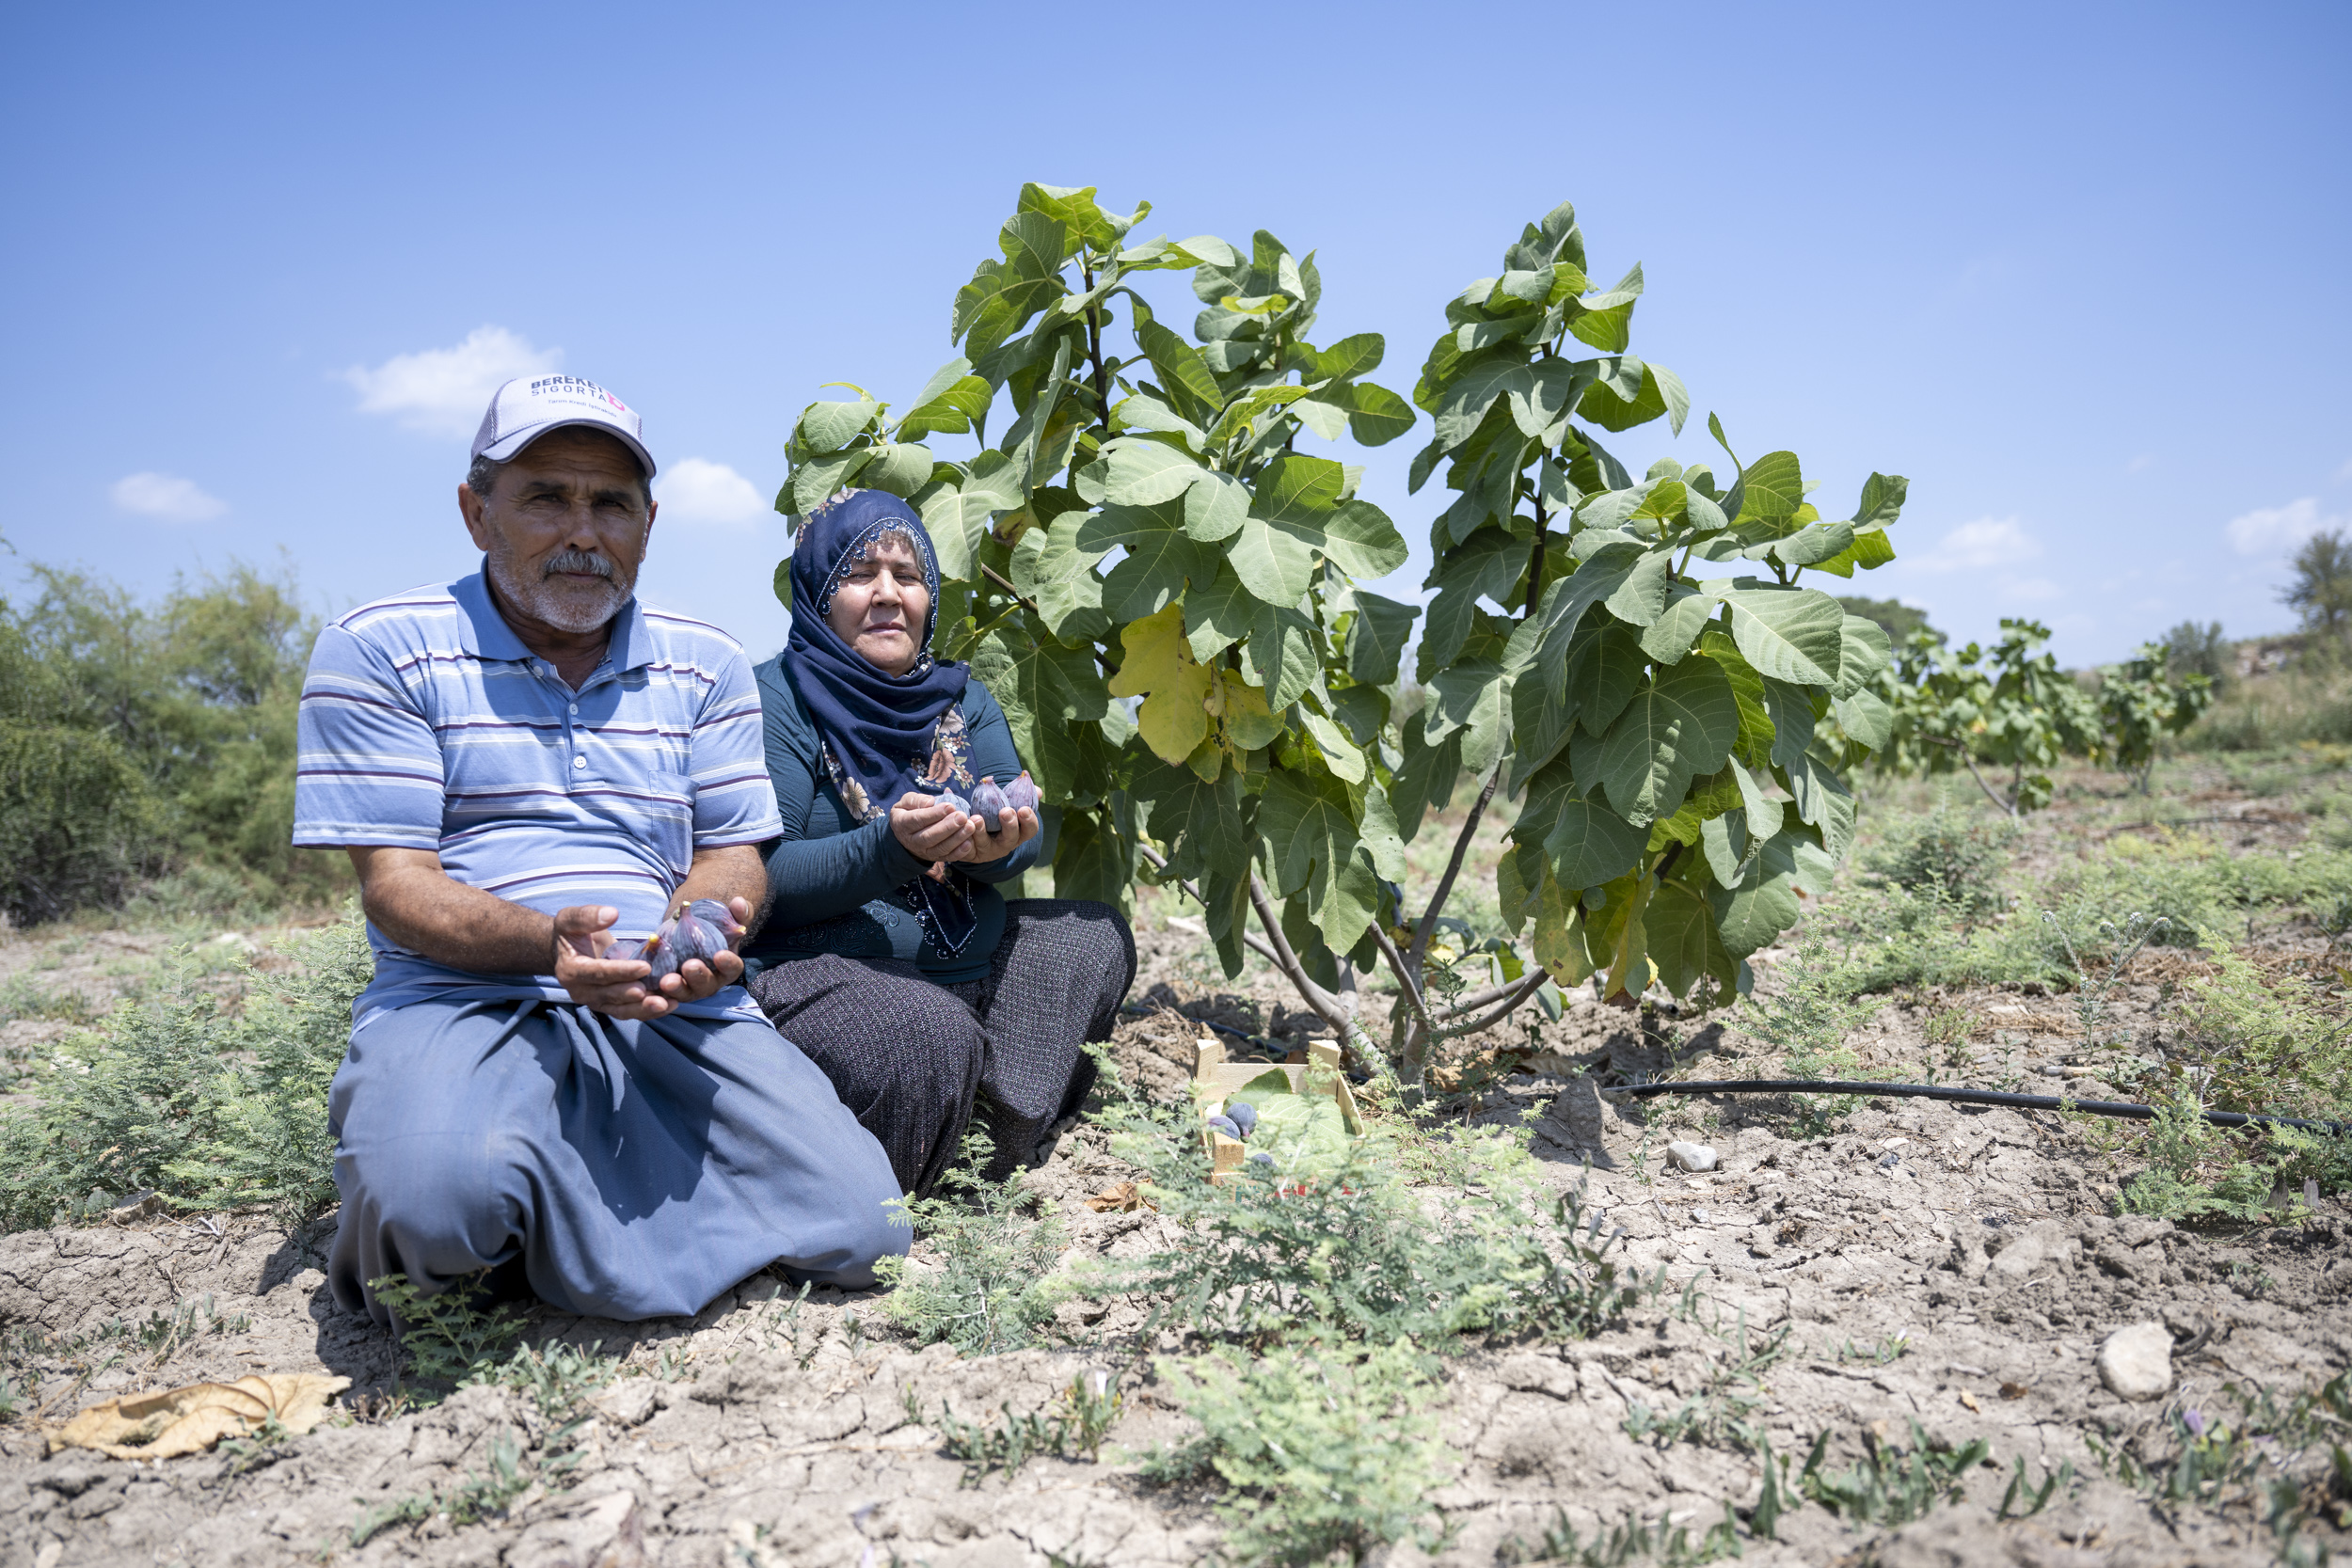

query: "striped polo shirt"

left=293, top=570, right=783, bottom=1023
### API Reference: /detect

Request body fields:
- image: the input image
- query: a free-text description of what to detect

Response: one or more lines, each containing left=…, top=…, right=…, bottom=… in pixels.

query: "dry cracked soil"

left=4, top=863, right=2350, bottom=1567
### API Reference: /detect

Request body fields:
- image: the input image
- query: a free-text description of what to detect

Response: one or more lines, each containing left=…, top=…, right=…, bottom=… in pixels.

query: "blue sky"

left=4, top=1, right=2345, bottom=667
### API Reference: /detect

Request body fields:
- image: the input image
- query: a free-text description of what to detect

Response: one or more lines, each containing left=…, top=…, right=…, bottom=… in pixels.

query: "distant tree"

left=2160, top=619, right=2231, bottom=689
left=2097, top=642, right=2214, bottom=796
left=1837, top=594, right=1933, bottom=646
left=2282, top=529, right=2351, bottom=636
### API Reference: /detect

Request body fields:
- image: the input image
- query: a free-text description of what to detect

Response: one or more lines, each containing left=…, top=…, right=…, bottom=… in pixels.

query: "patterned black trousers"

left=746, top=899, right=1135, bottom=1196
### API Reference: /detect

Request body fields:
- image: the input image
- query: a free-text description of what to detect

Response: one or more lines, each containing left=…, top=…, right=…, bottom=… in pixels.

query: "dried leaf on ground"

left=1087, top=1180, right=1154, bottom=1213
left=48, top=1373, right=350, bottom=1459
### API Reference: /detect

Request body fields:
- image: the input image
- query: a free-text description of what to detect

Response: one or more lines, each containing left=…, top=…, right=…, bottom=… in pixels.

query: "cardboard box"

left=1193, top=1036, right=1367, bottom=1183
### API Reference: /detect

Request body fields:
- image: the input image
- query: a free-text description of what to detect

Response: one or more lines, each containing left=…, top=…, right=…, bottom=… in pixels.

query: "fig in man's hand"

left=667, top=907, right=734, bottom=969
left=971, top=775, right=1010, bottom=831
left=1002, top=770, right=1041, bottom=815
left=685, top=898, right=746, bottom=943
left=628, top=918, right=684, bottom=982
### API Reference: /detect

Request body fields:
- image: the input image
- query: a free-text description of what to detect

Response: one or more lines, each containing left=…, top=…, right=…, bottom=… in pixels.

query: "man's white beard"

left=486, top=544, right=631, bottom=634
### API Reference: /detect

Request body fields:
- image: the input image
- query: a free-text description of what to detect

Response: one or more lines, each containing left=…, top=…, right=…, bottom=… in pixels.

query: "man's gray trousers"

left=326, top=995, right=906, bottom=1323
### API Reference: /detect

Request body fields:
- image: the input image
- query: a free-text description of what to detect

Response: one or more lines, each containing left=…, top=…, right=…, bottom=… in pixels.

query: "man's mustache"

left=545, top=549, right=616, bottom=580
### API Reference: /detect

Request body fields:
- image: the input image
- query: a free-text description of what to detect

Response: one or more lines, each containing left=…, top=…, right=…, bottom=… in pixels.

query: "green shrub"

left=2169, top=940, right=2350, bottom=1120
left=0, top=912, right=368, bottom=1231
left=1085, top=1089, right=1652, bottom=1350
left=0, top=557, right=336, bottom=922
left=1155, top=1337, right=1452, bottom=1567
left=1858, top=804, right=2014, bottom=916
left=874, top=1129, right=1067, bottom=1356
left=0, top=721, right=163, bottom=926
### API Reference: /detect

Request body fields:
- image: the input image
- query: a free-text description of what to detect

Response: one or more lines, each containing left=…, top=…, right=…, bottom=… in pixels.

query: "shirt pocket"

left=632, top=768, right=698, bottom=877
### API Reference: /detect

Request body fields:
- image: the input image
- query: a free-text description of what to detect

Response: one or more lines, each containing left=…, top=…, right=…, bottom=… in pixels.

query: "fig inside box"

left=1193, top=1036, right=1367, bottom=1184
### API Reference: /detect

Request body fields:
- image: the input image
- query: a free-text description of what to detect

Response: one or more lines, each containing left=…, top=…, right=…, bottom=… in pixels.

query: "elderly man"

left=294, top=375, right=904, bottom=1324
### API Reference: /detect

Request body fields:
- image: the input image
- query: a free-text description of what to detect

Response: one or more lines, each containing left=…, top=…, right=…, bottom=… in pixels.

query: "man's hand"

left=549, top=904, right=660, bottom=1015
left=348, top=844, right=766, bottom=1021
left=892, top=793, right=977, bottom=867
left=951, top=806, right=1040, bottom=866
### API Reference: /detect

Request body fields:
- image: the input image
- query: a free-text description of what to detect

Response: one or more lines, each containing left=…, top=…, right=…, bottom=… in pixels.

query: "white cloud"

left=1911, top=515, right=2040, bottom=573
left=341, top=325, right=561, bottom=438
left=2224, top=496, right=2332, bottom=557
left=656, top=458, right=771, bottom=529
left=109, top=471, right=226, bottom=522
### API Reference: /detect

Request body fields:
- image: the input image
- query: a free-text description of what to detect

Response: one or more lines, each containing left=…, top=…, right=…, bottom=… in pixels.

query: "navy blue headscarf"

left=781, top=489, right=971, bottom=818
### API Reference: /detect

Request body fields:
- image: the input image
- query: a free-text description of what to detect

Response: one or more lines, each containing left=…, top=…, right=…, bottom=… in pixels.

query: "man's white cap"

left=471, top=375, right=657, bottom=478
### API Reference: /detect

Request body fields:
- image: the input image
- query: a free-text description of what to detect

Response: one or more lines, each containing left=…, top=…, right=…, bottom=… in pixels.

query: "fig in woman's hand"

left=931, top=788, right=971, bottom=816
left=1002, top=770, right=1040, bottom=815
left=970, top=776, right=1010, bottom=832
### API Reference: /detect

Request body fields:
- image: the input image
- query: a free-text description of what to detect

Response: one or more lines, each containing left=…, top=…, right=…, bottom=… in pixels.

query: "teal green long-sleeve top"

left=739, top=653, right=1038, bottom=986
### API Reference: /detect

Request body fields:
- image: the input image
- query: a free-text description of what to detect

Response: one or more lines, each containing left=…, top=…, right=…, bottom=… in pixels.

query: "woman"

left=741, top=489, right=1135, bottom=1196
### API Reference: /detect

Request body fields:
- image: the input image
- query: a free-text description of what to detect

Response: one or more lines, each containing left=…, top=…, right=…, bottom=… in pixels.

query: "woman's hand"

left=892, top=793, right=977, bottom=868
left=950, top=805, right=1040, bottom=865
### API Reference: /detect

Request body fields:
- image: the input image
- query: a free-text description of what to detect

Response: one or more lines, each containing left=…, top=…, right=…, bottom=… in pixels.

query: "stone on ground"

left=2097, top=1320, right=2174, bottom=1401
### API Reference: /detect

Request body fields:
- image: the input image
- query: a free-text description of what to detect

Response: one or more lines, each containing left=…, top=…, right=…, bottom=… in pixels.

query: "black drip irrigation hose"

left=1119, top=1006, right=2349, bottom=1134
left=1600, top=1079, right=2348, bottom=1136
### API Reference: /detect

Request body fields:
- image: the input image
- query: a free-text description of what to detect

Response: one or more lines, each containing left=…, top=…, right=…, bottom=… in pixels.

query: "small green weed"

left=1995, top=1453, right=2075, bottom=1519
left=0, top=912, right=370, bottom=1232
left=0, top=973, right=106, bottom=1028
left=369, top=1274, right=528, bottom=1388
left=1623, top=1303, right=1791, bottom=1453
left=1861, top=804, right=2014, bottom=916
left=1511, top=1503, right=1745, bottom=1566
left=909, top=1370, right=1121, bottom=1487
left=350, top=1432, right=532, bottom=1547
left=1797, top=1420, right=1990, bottom=1526
left=1835, top=1331, right=1911, bottom=1366
left=1087, top=1086, right=1656, bottom=1349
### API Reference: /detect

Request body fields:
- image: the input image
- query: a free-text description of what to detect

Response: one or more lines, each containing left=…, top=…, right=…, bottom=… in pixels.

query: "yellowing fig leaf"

left=1211, top=667, right=1285, bottom=752
left=1107, top=603, right=1212, bottom=764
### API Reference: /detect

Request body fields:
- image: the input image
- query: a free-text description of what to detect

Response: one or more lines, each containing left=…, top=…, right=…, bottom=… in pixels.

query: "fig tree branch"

left=1133, top=843, right=1279, bottom=968
left=1407, top=763, right=1503, bottom=978
left=1438, top=968, right=1550, bottom=1041
left=1247, top=869, right=1398, bottom=1082
left=1369, top=919, right=1436, bottom=1036
left=1916, top=735, right=2018, bottom=817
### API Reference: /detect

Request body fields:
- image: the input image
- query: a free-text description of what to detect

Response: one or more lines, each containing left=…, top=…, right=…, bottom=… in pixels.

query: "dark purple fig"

left=1246, top=1150, right=1275, bottom=1167
left=971, top=775, right=1010, bottom=832
left=933, top=788, right=971, bottom=816
left=669, top=909, right=732, bottom=968
left=1002, top=770, right=1040, bottom=815
left=635, top=917, right=684, bottom=982
left=1226, top=1101, right=1259, bottom=1137
left=686, top=897, right=746, bottom=942
left=1206, top=1114, right=1242, bottom=1140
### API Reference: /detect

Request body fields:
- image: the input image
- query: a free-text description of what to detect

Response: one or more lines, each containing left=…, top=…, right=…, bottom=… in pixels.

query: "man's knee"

left=339, top=1133, right=516, bottom=1265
